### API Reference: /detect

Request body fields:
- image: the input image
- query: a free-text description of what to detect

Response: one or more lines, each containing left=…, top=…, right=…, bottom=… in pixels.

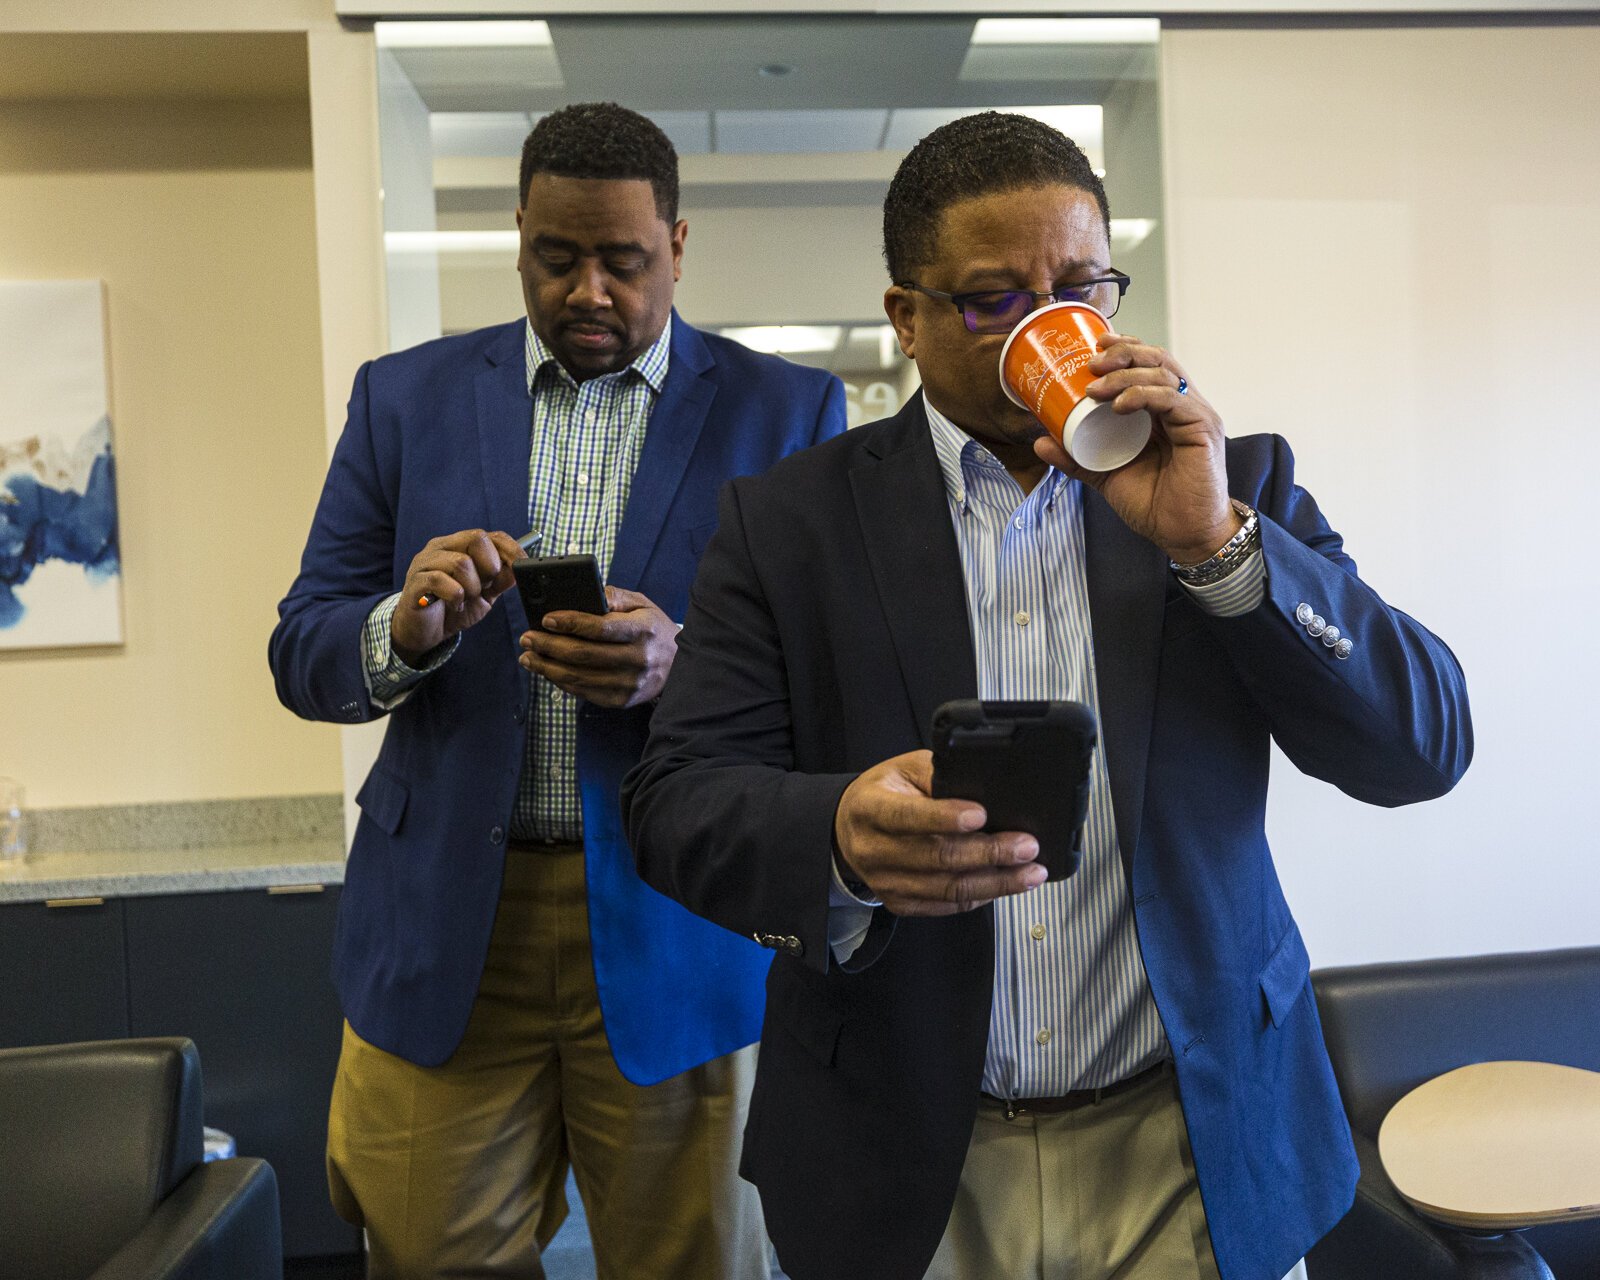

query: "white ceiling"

left=386, top=16, right=1157, bottom=114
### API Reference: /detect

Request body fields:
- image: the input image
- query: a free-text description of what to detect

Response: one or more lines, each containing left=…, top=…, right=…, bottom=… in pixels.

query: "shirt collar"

left=524, top=314, right=673, bottom=397
left=923, top=395, right=1068, bottom=511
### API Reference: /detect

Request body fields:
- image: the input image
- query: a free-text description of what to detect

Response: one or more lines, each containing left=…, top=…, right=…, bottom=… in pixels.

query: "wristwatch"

left=1169, top=500, right=1260, bottom=586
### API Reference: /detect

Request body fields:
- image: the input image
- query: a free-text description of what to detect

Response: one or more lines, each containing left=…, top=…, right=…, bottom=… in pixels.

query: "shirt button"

left=1321, top=625, right=1342, bottom=647
left=1014, top=516, right=1025, bottom=529
left=566, top=541, right=580, bottom=554
left=1295, top=602, right=1314, bottom=626
left=576, top=472, right=589, bottom=486
left=1334, top=638, right=1354, bottom=659
left=1014, top=611, right=1030, bottom=627
left=546, top=686, right=561, bottom=700
left=1030, top=923, right=1046, bottom=940
left=489, top=826, right=504, bottom=845
left=584, top=409, right=597, bottom=427
left=1307, top=615, right=1327, bottom=637
left=548, top=766, right=563, bottom=779
left=1035, top=1027, right=1053, bottom=1046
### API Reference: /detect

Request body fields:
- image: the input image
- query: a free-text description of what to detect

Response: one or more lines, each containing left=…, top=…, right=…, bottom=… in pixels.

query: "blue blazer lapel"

left=1082, top=488, right=1168, bottom=876
left=610, top=313, right=715, bottom=591
left=474, top=321, right=534, bottom=635
left=849, top=396, right=978, bottom=746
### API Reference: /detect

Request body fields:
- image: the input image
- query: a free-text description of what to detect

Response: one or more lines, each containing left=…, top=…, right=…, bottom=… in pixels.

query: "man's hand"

left=518, top=586, right=677, bottom=708
left=393, top=528, right=525, bottom=665
left=1033, top=333, right=1241, bottom=564
left=833, top=750, right=1047, bottom=916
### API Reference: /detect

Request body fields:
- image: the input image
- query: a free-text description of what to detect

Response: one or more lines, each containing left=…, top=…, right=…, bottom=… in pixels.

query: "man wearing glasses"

left=623, top=112, right=1471, bottom=1280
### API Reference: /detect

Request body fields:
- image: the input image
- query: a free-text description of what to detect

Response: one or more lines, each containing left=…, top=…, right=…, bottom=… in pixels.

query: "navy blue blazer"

left=624, top=395, right=1472, bottom=1279
left=270, top=313, right=846, bottom=1082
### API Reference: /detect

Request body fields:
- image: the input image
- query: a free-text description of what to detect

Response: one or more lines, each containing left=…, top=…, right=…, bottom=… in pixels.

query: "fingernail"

left=1022, top=865, right=1048, bottom=887
left=958, top=807, right=986, bottom=831
left=1011, top=838, right=1038, bottom=863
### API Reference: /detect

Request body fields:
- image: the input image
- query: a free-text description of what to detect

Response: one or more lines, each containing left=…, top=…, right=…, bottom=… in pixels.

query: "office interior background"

left=1, top=0, right=1597, bottom=1272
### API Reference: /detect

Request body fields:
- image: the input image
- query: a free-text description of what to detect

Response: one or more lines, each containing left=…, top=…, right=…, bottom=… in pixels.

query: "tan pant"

left=926, top=1066, right=1225, bottom=1280
left=326, top=842, right=767, bottom=1280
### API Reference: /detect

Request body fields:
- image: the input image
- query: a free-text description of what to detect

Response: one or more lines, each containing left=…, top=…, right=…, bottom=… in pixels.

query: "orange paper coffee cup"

left=998, top=301, right=1152, bottom=471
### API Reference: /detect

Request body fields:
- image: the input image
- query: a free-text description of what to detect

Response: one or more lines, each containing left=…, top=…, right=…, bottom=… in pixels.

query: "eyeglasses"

left=898, top=271, right=1131, bottom=333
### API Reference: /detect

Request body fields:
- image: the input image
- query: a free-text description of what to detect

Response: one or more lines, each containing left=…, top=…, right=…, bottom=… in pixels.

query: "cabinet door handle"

left=45, top=896, right=106, bottom=909
left=267, top=883, right=326, bottom=895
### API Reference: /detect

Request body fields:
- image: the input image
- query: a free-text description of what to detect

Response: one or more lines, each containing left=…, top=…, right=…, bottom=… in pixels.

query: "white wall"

left=1161, top=23, right=1600, bottom=965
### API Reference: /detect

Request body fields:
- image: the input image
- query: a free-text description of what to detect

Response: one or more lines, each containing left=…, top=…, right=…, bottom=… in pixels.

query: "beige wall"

left=0, top=87, right=344, bottom=807
left=1161, top=23, right=1600, bottom=962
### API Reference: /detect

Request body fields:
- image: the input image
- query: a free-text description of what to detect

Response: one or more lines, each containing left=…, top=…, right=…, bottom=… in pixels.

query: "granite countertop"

left=0, top=839, right=345, bottom=904
left=0, top=795, right=345, bottom=905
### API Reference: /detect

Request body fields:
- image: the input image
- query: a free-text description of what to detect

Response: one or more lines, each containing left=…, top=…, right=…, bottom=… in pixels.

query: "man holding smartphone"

left=622, top=112, right=1471, bottom=1280
left=270, top=103, right=845, bottom=1279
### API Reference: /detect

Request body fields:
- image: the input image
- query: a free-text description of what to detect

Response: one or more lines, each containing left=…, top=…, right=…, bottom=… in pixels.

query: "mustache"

left=560, top=315, right=623, bottom=335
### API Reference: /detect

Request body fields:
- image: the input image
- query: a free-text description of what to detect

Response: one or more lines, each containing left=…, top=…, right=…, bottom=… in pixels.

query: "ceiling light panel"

left=718, top=325, right=843, bottom=355
left=386, top=230, right=519, bottom=254
left=970, top=19, right=1160, bottom=46
left=376, top=21, right=553, bottom=49
left=713, top=109, right=888, bottom=155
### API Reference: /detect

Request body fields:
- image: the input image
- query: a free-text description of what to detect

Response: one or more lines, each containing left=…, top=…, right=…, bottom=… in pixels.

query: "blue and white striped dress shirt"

left=829, top=397, right=1264, bottom=1098
left=926, top=402, right=1169, bottom=1097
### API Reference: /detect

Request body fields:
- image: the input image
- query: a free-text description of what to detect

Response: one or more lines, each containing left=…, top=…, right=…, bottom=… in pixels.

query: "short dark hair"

left=519, top=102, right=679, bottom=222
left=882, top=111, right=1110, bottom=282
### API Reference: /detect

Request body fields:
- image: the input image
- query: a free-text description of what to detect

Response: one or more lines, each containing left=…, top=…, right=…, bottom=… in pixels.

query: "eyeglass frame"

left=895, top=270, right=1132, bottom=332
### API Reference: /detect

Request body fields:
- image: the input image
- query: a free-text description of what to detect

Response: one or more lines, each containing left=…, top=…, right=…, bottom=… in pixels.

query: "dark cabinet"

left=0, top=897, right=128, bottom=1048
left=125, top=886, right=359, bottom=1259
left=0, top=884, right=360, bottom=1260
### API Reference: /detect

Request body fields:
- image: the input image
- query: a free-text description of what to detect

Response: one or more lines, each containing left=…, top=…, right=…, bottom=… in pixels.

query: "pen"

left=415, top=530, right=542, bottom=609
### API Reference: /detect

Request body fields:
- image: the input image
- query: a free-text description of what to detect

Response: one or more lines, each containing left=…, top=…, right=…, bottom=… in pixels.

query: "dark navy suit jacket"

left=270, top=313, right=846, bottom=1082
left=624, top=394, right=1472, bottom=1278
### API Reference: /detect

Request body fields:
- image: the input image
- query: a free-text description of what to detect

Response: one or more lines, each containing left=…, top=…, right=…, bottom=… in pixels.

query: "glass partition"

left=375, top=14, right=1168, bottom=426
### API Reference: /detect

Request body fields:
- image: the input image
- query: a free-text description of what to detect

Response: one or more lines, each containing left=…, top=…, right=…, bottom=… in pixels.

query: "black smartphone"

left=513, top=554, right=609, bottom=629
left=930, top=700, right=1098, bottom=881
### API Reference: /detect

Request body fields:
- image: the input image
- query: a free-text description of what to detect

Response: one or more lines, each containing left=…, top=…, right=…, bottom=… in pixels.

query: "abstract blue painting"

left=0, top=280, right=122, bottom=649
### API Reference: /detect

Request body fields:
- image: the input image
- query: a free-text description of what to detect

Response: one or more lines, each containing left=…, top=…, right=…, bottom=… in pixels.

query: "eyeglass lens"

left=963, top=283, right=1120, bottom=333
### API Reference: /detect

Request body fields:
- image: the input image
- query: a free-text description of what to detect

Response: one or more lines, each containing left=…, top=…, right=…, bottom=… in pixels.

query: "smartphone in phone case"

left=513, top=554, right=608, bottom=629
left=930, top=700, right=1097, bottom=881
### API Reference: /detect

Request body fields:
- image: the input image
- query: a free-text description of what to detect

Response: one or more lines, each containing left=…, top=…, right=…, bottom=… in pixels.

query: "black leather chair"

left=0, top=1037, right=283, bottom=1280
left=1308, top=947, right=1600, bottom=1280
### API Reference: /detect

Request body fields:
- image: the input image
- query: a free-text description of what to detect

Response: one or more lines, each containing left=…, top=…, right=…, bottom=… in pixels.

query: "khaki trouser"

left=926, top=1064, right=1307, bottom=1280
left=326, top=841, right=766, bottom=1280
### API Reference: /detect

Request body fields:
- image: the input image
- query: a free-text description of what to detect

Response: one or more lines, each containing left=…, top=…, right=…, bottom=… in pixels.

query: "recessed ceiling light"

left=385, top=231, right=520, bottom=254
left=1109, top=219, right=1158, bottom=252
left=720, top=325, right=841, bottom=355
left=758, top=63, right=794, bottom=78
left=970, top=18, right=1160, bottom=46
left=375, top=20, right=554, bottom=49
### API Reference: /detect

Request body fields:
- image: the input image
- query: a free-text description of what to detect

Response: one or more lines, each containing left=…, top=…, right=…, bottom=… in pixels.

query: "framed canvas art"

left=0, top=280, right=122, bottom=649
